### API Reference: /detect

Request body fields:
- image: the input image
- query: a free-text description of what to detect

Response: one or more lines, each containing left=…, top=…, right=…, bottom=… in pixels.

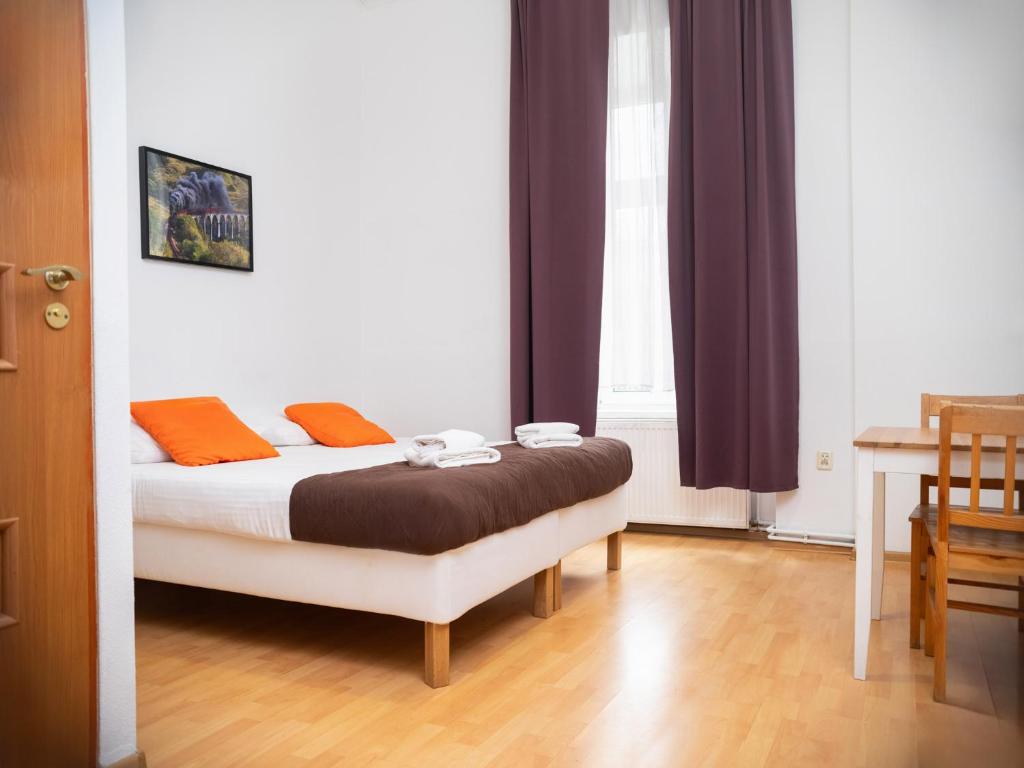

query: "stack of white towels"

left=404, top=429, right=500, bottom=469
left=404, top=422, right=585, bottom=469
left=515, top=422, right=583, bottom=449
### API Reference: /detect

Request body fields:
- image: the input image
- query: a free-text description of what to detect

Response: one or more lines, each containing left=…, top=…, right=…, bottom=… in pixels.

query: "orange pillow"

left=284, top=402, right=395, bottom=448
left=131, top=396, right=279, bottom=467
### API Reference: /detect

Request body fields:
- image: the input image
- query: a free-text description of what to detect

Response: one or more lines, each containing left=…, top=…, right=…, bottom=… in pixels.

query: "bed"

left=133, top=439, right=630, bottom=687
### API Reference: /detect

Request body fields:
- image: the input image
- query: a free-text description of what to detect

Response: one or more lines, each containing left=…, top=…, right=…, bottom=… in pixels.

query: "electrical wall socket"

left=816, top=450, right=833, bottom=471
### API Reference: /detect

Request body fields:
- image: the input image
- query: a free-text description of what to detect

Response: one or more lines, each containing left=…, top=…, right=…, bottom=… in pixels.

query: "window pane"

left=599, top=0, right=674, bottom=413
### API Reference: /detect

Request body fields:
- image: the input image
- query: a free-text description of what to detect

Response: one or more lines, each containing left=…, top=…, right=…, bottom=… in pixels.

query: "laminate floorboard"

left=135, top=533, right=1024, bottom=767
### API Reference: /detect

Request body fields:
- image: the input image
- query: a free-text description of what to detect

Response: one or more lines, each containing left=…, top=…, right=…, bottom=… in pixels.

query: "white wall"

left=775, top=0, right=856, bottom=539
left=849, top=0, right=1024, bottom=551
left=86, top=0, right=137, bottom=765
left=124, top=0, right=510, bottom=436
left=125, top=0, right=365, bottom=418
left=357, top=0, right=511, bottom=439
left=777, top=0, right=1024, bottom=550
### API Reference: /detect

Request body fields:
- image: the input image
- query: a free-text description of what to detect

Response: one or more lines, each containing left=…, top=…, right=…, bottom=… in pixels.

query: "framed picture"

left=139, top=146, right=253, bottom=272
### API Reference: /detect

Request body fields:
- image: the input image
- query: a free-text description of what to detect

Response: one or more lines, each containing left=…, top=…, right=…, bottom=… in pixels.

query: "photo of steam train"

left=140, top=147, right=253, bottom=271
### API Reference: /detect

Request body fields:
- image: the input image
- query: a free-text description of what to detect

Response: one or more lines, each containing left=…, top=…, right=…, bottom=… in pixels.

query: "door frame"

left=84, top=0, right=140, bottom=765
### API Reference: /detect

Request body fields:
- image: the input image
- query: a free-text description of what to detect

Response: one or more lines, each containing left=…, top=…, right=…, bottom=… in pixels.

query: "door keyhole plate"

left=45, top=302, right=70, bottom=330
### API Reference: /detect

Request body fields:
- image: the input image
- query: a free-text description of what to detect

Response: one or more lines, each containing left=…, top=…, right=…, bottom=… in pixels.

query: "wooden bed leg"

left=607, top=531, right=622, bottom=571
left=533, top=566, right=555, bottom=618
left=553, top=560, right=562, bottom=611
left=424, top=622, right=450, bottom=688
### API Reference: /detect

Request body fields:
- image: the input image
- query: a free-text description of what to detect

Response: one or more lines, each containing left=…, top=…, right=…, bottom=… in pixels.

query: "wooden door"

left=0, top=0, right=97, bottom=765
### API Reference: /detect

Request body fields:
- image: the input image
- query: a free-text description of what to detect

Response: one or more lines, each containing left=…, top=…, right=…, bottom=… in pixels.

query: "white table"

left=852, top=426, right=1024, bottom=680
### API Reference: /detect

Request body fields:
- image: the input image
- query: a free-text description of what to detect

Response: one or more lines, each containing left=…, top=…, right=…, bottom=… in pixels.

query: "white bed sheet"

left=132, top=441, right=412, bottom=541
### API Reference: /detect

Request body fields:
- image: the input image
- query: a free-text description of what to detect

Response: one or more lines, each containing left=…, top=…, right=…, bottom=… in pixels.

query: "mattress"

left=134, top=487, right=628, bottom=624
left=132, top=441, right=413, bottom=541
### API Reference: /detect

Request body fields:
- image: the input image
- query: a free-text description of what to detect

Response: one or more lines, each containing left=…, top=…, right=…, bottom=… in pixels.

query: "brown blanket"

left=289, top=437, right=632, bottom=555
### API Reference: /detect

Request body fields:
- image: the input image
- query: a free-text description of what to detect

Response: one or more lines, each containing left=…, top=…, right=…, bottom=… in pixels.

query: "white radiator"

left=596, top=418, right=750, bottom=528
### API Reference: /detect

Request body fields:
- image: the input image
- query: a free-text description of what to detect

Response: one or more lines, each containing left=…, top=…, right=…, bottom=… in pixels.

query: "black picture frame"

left=138, top=146, right=254, bottom=272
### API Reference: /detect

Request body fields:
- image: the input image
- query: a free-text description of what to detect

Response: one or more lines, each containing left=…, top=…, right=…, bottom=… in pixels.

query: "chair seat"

left=918, top=505, right=1024, bottom=562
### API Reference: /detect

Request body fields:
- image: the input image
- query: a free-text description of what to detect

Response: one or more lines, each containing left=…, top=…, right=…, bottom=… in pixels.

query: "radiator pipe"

left=765, top=525, right=854, bottom=549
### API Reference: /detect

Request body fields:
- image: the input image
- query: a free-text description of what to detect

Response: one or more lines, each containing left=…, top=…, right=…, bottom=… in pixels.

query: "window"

left=598, top=0, right=674, bottom=418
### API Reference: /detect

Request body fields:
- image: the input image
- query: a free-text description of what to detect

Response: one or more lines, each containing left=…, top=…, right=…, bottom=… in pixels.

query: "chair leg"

left=933, top=551, right=948, bottom=703
left=920, top=534, right=931, bottom=630
left=1018, top=576, right=1023, bottom=633
left=924, top=552, right=935, bottom=657
left=909, top=519, right=923, bottom=649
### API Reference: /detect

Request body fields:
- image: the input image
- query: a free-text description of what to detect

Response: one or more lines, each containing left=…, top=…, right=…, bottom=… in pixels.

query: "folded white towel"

left=404, top=446, right=437, bottom=467
left=433, top=446, right=502, bottom=468
left=517, top=433, right=584, bottom=449
left=416, top=429, right=486, bottom=451
left=514, top=422, right=580, bottom=438
left=406, top=429, right=485, bottom=466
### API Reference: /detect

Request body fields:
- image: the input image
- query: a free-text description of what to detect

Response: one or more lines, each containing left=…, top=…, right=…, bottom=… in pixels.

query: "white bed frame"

left=134, top=486, right=627, bottom=687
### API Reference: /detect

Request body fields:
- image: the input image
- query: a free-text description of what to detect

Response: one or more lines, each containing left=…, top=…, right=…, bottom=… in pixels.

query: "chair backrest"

left=918, top=393, right=1024, bottom=504
left=919, top=472, right=1022, bottom=507
left=920, top=393, right=1024, bottom=427
left=937, top=404, right=1024, bottom=542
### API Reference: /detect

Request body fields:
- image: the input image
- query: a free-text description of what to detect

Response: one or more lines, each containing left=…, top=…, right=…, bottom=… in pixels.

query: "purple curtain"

left=667, top=0, right=799, bottom=491
left=509, top=0, right=610, bottom=437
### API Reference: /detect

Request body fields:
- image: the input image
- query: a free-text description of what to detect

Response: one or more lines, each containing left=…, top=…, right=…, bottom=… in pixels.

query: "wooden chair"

left=908, top=393, right=1024, bottom=649
left=923, top=403, right=1024, bottom=702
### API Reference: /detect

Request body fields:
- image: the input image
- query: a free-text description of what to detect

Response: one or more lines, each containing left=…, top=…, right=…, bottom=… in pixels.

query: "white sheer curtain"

left=598, top=0, right=674, bottom=411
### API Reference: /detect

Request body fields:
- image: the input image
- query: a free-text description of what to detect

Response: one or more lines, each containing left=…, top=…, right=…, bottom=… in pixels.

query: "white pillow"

left=131, top=420, right=171, bottom=464
left=259, top=415, right=316, bottom=446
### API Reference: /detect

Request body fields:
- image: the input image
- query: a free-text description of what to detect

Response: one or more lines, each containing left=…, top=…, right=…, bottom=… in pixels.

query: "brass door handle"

left=21, top=264, right=83, bottom=291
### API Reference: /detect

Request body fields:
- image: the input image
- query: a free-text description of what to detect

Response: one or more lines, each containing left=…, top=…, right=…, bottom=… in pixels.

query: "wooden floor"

left=135, top=533, right=1024, bottom=767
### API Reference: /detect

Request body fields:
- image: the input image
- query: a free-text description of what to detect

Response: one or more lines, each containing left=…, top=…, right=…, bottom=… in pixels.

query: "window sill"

left=597, top=407, right=677, bottom=422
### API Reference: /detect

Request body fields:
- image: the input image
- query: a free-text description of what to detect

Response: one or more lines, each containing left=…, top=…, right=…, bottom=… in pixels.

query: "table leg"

left=854, top=447, right=877, bottom=680
left=870, top=470, right=886, bottom=621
